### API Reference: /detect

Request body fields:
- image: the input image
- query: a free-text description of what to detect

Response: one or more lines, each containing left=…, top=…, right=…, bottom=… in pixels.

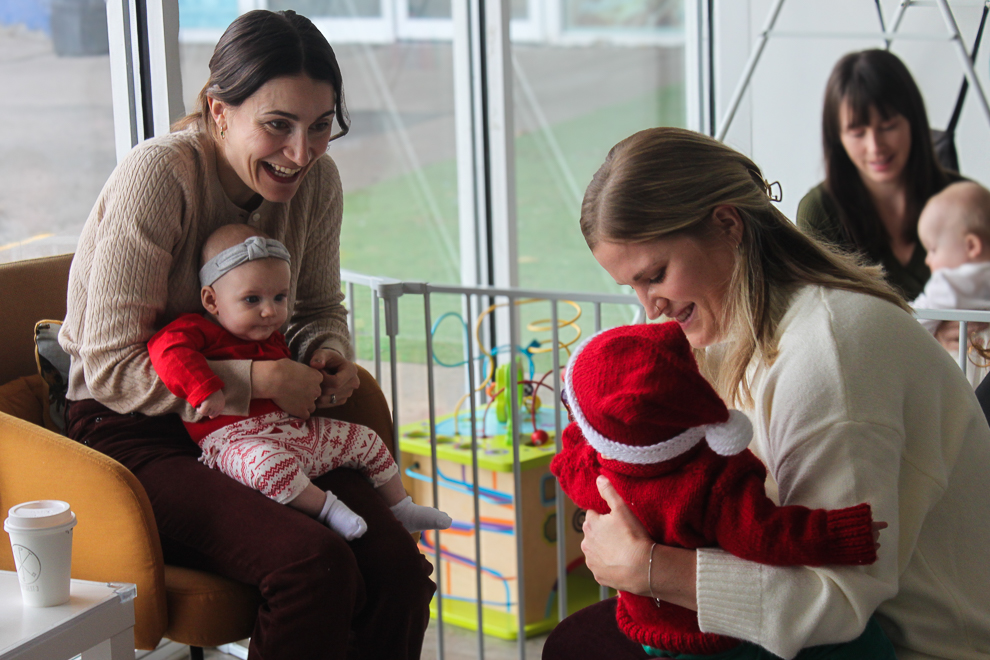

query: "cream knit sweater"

left=60, top=127, right=350, bottom=422
left=696, top=286, right=990, bottom=660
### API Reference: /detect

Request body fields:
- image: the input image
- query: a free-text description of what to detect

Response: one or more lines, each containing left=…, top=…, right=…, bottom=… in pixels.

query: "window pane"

left=331, top=42, right=459, bottom=284
left=564, top=0, right=682, bottom=30
left=407, top=0, right=450, bottom=20
left=0, top=3, right=114, bottom=263
left=513, top=4, right=686, bottom=298
left=266, top=0, right=382, bottom=18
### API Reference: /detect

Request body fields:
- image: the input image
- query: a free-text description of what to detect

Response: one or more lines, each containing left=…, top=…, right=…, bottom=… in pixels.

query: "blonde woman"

left=543, top=128, right=990, bottom=659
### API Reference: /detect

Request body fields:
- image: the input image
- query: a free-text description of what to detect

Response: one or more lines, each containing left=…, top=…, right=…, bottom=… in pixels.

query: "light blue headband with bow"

left=199, top=236, right=291, bottom=287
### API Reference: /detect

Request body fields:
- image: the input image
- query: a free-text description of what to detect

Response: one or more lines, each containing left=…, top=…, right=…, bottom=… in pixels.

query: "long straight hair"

left=822, top=49, right=951, bottom=257
left=581, top=128, right=909, bottom=407
left=173, top=10, right=349, bottom=142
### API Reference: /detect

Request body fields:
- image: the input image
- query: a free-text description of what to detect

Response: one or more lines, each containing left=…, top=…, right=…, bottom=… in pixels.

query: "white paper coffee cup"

left=4, top=500, right=77, bottom=607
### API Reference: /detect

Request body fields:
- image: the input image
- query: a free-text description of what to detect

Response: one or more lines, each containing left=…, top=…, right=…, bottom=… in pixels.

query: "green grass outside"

left=340, top=83, right=684, bottom=366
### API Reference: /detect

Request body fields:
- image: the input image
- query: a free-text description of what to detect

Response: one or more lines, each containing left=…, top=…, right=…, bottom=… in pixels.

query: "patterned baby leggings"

left=198, top=411, right=399, bottom=504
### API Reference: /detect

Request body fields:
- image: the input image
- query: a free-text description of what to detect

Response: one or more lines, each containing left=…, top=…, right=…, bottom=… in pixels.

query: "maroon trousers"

left=543, top=598, right=650, bottom=660
left=65, top=399, right=436, bottom=660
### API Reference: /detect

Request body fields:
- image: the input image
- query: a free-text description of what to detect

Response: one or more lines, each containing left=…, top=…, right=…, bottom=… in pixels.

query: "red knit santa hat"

left=563, top=322, right=751, bottom=464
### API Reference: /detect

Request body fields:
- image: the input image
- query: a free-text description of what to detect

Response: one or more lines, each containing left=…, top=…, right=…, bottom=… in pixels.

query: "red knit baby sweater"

left=148, top=313, right=288, bottom=442
left=550, top=423, right=877, bottom=654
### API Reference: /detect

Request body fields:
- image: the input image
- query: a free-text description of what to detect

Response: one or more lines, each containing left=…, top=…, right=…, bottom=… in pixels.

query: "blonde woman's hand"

left=582, top=476, right=698, bottom=610
left=251, top=358, right=323, bottom=419
left=310, top=348, right=360, bottom=408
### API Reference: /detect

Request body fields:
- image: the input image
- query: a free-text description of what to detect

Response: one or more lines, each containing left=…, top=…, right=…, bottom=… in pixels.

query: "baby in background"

left=148, top=223, right=452, bottom=540
left=913, top=181, right=990, bottom=378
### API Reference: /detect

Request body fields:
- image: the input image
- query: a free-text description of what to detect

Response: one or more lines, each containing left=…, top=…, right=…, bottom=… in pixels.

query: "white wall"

left=714, top=0, right=990, bottom=222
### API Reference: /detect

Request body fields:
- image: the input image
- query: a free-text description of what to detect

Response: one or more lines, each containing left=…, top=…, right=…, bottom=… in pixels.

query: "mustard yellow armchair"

left=0, top=254, right=396, bottom=656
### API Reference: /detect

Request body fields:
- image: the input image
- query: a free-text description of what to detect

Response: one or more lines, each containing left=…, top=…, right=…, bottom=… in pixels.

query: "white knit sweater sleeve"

left=696, top=421, right=901, bottom=658
left=696, top=286, right=964, bottom=658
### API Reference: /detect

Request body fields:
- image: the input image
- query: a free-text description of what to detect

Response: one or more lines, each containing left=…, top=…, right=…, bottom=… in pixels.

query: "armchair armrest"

left=0, top=411, right=168, bottom=650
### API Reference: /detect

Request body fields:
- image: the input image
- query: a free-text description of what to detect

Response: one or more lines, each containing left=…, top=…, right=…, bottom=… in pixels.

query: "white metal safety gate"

left=338, top=269, right=990, bottom=660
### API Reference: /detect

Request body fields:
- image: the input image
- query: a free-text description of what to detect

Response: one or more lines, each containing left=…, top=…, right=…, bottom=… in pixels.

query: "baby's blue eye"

left=245, top=296, right=260, bottom=304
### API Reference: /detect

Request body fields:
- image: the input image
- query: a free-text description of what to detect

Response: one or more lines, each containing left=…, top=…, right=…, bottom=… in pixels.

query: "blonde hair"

left=581, top=127, right=909, bottom=407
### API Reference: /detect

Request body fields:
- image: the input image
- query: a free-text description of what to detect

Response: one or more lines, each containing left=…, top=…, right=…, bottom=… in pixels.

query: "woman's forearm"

left=581, top=476, right=699, bottom=611
left=648, top=542, right=698, bottom=611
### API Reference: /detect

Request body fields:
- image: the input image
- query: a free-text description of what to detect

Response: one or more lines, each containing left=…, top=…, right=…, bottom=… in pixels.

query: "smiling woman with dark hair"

left=797, top=49, right=960, bottom=301
left=58, top=10, right=434, bottom=659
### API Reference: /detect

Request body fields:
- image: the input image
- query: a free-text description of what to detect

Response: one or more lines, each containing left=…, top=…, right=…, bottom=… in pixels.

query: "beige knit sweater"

left=59, top=127, right=350, bottom=422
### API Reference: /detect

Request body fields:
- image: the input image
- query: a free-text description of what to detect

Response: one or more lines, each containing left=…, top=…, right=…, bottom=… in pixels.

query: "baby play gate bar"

left=338, top=270, right=987, bottom=660
left=341, top=270, right=640, bottom=660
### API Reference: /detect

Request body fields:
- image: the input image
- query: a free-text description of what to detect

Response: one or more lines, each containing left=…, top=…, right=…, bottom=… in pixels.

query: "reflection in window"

left=0, top=0, right=114, bottom=263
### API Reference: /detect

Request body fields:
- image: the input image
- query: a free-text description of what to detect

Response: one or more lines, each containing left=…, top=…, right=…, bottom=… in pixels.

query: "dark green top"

left=795, top=183, right=930, bottom=301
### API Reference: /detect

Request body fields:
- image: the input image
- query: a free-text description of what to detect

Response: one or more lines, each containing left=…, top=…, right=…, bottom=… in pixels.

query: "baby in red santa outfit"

left=551, top=321, right=894, bottom=658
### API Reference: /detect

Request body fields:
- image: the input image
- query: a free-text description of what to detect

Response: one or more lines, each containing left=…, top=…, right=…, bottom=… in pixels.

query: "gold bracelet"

left=647, top=541, right=661, bottom=608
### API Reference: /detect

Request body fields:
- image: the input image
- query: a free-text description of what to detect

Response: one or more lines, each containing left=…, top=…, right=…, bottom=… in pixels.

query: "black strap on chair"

left=933, top=4, right=988, bottom=173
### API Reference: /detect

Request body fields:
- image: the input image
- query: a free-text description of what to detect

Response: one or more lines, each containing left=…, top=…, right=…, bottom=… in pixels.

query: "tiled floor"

left=200, top=623, right=548, bottom=659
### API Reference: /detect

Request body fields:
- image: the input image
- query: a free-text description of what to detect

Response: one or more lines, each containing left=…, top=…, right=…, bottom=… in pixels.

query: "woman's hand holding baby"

left=582, top=476, right=698, bottom=611
left=251, top=358, right=323, bottom=419
left=197, top=390, right=226, bottom=418
left=310, top=348, right=360, bottom=408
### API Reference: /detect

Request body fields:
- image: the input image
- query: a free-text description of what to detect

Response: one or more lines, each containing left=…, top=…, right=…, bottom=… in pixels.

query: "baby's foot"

left=318, top=491, right=367, bottom=540
left=390, top=495, right=453, bottom=533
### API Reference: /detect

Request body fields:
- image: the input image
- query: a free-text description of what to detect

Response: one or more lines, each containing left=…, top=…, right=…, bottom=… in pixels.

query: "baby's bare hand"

left=197, top=390, right=226, bottom=418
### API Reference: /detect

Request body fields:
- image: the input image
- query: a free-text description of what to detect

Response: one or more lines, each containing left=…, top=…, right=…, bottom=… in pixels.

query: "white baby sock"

left=390, top=496, right=453, bottom=533
left=318, top=491, right=367, bottom=540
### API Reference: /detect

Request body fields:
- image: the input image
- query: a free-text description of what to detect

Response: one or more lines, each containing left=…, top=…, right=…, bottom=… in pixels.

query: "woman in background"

left=797, top=49, right=959, bottom=301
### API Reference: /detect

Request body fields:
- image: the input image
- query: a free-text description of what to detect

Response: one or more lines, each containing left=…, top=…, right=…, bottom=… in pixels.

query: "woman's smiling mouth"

left=263, top=161, right=303, bottom=182
left=674, top=303, right=695, bottom=324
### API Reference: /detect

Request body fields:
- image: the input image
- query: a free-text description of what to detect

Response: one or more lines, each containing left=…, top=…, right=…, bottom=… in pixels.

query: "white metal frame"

left=107, top=0, right=183, bottom=160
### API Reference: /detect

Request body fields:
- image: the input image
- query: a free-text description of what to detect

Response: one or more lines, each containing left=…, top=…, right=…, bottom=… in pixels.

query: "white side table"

left=0, top=570, right=136, bottom=660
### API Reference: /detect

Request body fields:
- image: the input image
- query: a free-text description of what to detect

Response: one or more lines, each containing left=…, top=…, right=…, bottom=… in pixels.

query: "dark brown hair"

left=822, top=49, right=951, bottom=257
left=173, top=10, right=349, bottom=141
left=581, top=127, right=908, bottom=406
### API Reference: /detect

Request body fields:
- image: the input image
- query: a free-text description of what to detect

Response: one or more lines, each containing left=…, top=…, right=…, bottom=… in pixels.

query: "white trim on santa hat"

left=563, top=329, right=752, bottom=465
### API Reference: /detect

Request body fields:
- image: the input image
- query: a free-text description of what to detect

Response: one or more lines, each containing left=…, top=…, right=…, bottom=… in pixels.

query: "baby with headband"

left=148, top=223, right=451, bottom=540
